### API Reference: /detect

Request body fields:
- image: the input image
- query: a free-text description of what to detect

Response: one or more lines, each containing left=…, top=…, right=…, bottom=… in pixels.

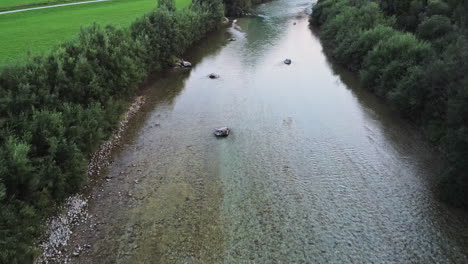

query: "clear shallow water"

left=69, top=0, right=468, bottom=263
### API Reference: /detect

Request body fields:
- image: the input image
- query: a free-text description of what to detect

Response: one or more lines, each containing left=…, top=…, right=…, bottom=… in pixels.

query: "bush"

left=361, top=32, right=433, bottom=96
left=335, top=25, right=395, bottom=71
left=417, top=15, right=453, bottom=40
left=223, top=0, right=270, bottom=16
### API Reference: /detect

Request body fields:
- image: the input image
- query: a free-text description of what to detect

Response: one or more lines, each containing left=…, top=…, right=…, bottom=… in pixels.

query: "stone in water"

left=209, top=73, right=219, bottom=79
left=180, top=61, right=192, bottom=68
left=214, top=127, right=230, bottom=137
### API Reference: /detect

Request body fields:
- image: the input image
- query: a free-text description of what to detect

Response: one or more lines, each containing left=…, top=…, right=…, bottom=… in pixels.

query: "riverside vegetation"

left=310, top=0, right=468, bottom=207
left=223, top=0, right=271, bottom=16
left=0, top=0, right=224, bottom=261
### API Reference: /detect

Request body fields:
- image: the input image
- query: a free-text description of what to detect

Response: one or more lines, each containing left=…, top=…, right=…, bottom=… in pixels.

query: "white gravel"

left=35, top=96, right=146, bottom=263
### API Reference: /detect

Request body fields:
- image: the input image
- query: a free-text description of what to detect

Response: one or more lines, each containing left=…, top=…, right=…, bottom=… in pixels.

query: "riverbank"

left=310, top=0, right=468, bottom=208
left=35, top=95, right=146, bottom=263
left=0, top=1, right=224, bottom=261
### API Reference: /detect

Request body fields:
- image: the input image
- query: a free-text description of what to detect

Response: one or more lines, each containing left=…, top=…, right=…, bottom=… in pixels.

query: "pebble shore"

left=35, top=96, right=146, bottom=264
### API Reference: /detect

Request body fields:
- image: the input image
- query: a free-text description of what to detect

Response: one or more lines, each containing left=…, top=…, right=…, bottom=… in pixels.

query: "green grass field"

left=0, top=0, right=93, bottom=12
left=0, top=0, right=191, bottom=64
left=1, top=0, right=63, bottom=9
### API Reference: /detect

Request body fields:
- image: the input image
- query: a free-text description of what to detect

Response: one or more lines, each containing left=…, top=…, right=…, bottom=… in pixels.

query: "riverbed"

left=62, top=0, right=468, bottom=263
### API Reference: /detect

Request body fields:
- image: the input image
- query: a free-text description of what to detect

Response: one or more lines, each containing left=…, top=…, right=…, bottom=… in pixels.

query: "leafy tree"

left=362, top=32, right=433, bottom=96
left=158, top=0, right=176, bottom=12
left=417, top=15, right=453, bottom=40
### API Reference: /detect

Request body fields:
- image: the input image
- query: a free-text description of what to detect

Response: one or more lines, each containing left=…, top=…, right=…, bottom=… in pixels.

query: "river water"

left=67, top=0, right=468, bottom=263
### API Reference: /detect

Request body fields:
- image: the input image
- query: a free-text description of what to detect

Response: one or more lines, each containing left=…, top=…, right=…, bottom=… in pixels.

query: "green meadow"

left=0, top=0, right=191, bottom=63
left=0, top=0, right=64, bottom=10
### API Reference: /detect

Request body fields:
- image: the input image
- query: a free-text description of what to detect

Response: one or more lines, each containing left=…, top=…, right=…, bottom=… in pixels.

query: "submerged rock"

left=284, top=59, right=292, bottom=65
left=229, top=37, right=236, bottom=41
left=214, top=127, right=230, bottom=137
left=209, top=73, right=219, bottom=79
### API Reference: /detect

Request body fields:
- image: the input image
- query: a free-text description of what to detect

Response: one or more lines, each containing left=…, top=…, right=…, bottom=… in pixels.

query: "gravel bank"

left=35, top=96, right=146, bottom=264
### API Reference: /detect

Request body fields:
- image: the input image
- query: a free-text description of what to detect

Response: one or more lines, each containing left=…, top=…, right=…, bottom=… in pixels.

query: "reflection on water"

left=69, top=0, right=468, bottom=263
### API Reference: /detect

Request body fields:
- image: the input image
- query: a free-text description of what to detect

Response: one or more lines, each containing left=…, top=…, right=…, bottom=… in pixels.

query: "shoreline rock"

left=87, top=96, right=145, bottom=178
left=35, top=195, right=88, bottom=264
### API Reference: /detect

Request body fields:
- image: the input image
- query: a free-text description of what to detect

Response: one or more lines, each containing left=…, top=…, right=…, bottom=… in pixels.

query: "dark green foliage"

left=223, top=0, right=270, bottom=16
left=159, top=0, right=177, bottom=12
left=426, top=0, right=451, bottom=16
left=311, top=0, right=468, bottom=207
left=417, top=15, right=453, bottom=40
left=0, top=1, right=223, bottom=262
left=361, top=32, right=433, bottom=97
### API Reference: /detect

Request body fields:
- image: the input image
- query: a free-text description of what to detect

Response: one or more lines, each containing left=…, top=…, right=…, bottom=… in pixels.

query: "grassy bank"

left=0, top=0, right=224, bottom=262
left=310, top=0, right=468, bottom=207
left=0, top=0, right=191, bottom=63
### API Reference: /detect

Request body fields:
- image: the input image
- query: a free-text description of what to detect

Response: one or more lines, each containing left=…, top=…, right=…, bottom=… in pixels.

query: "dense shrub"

left=311, top=0, right=468, bottom=207
left=417, top=15, right=453, bottom=40
left=223, top=0, right=270, bottom=16
left=0, top=0, right=224, bottom=262
left=361, top=32, right=433, bottom=97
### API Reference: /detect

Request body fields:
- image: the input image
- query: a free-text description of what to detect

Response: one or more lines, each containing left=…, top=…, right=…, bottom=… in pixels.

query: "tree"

left=158, top=0, right=176, bottom=12
left=417, top=15, right=453, bottom=40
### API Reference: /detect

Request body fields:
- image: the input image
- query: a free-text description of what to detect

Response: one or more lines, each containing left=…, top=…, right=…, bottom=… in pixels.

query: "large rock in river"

left=180, top=61, right=192, bottom=68
left=209, top=73, right=220, bottom=79
left=214, top=127, right=230, bottom=137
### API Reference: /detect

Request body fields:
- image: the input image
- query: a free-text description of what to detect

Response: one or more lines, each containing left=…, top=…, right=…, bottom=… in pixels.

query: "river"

left=66, top=0, right=468, bottom=263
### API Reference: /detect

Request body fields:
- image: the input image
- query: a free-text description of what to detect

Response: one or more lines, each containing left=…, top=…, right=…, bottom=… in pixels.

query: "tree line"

left=0, top=0, right=224, bottom=262
left=223, top=0, right=270, bottom=16
left=310, top=0, right=467, bottom=207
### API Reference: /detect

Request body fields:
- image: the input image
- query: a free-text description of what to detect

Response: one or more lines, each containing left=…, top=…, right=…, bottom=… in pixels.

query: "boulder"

left=214, top=127, right=230, bottom=137
left=180, top=61, right=192, bottom=68
left=209, top=73, right=219, bottom=79
left=284, top=59, right=292, bottom=65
